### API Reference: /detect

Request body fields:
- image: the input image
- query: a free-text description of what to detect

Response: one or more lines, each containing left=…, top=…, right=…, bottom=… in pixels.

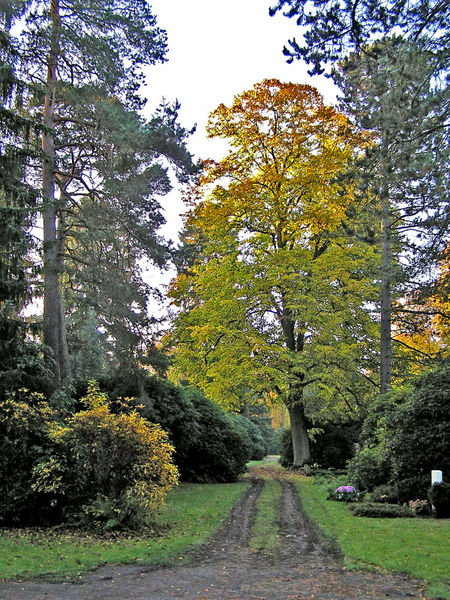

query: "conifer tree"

left=0, top=0, right=42, bottom=392
left=336, top=37, right=449, bottom=391
left=8, top=0, right=196, bottom=384
left=270, top=3, right=449, bottom=392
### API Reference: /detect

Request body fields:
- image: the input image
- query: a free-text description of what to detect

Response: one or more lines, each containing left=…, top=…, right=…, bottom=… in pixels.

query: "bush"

left=349, top=503, right=414, bottom=518
left=180, top=388, right=249, bottom=483
left=370, top=484, right=399, bottom=504
left=346, top=445, right=391, bottom=491
left=231, top=414, right=266, bottom=461
left=327, top=485, right=364, bottom=502
left=36, top=382, right=179, bottom=529
left=93, top=372, right=200, bottom=480
left=279, top=427, right=294, bottom=468
left=79, top=372, right=254, bottom=483
left=280, top=423, right=360, bottom=470
left=386, top=363, right=450, bottom=491
left=245, top=406, right=280, bottom=455
left=0, top=390, right=59, bottom=525
left=429, top=482, right=450, bottom=518
left=310, top=422, right=360, bottom=469
left=396, top=475, right=430, bottom=505
left=408, top=499, right=431, bottom=516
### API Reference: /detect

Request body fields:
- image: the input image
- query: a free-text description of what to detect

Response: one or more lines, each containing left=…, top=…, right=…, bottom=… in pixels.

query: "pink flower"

left=335, top=485, right=356, bottom=494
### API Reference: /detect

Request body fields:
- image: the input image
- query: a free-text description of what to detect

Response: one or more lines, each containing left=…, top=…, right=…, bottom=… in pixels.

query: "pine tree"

left=0, top=1, right=41, bottom=393
left=337, top=37, right=449, bottom=392
left=10, top=0, right=196, bottom=384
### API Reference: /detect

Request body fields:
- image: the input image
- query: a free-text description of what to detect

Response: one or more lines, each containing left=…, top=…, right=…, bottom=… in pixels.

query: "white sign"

left=431, top=470, right=443, bottom=485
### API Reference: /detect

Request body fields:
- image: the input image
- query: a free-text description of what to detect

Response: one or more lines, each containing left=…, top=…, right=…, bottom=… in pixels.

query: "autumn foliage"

left=0, top=383, right=179, bottom=529
left=168, top=80, right=378, bottom=465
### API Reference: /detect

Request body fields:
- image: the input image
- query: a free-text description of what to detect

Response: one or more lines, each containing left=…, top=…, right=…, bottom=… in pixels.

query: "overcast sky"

left=141, top=0, right=338, bottom=291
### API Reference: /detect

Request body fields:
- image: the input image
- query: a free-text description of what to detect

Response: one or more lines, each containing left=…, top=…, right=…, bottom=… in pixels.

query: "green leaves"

left=168, top=81, right=380, bottom=421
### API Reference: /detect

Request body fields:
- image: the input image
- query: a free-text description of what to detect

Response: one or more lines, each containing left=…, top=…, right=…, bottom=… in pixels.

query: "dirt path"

left=0, top=470, right=427, bottom=599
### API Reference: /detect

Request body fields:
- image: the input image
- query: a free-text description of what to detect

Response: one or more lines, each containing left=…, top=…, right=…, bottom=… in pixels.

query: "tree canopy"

left=168, top=80, right=379, bottom=465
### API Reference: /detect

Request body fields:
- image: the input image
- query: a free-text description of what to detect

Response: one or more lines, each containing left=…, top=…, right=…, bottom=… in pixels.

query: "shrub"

left=249, top=413, right=280, bottom=455
left=180, top=388, right=249, bottom=483
left=346, top=445, right=391, bottom=491
left=91, top=372, right=201, bottom=480
left=0, top=390, right=58, bottom=525
left=396, top=475, right=430, bottom=505
left=84, top=372, right=256, bottom=483
left=429, top=482, right=450, bottom=518
left=280, top=423, right=360, bottom=470
left=327, top=485, right=364, bottom=502
left=386, top=363, right=450, bottom=491
left=231, top=414, right=266, bottom=461
left=408, top=499, right=431, bottom=516
left=370, top=484, right=399, bottom=504
left=36, top=381, right=179, bottom=529
left=310, top=422, right=361, bottom=469
left=349, top=503, right=414, bottom=518
left=279, top=427, right=294, bottom=468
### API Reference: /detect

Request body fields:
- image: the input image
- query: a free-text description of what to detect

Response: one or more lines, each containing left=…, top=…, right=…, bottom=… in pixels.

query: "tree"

left=269, top=0, right=449, bottom=75
left=10, top=1, right=196, bottom=384
left=270, top=2, right=449, bottom=393
left=168, top=80, right=378, bottom=466
left=336, top=37, right=449, bottom=392
left=0, top=1, right=46, bottom=395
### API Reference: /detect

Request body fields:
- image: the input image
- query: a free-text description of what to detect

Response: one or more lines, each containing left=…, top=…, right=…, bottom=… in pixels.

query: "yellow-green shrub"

left=36, top=381, right=179, bottom=529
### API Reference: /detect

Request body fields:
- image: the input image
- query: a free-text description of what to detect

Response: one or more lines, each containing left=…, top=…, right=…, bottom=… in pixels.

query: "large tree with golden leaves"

left=168, top=80, right=379, bottom=466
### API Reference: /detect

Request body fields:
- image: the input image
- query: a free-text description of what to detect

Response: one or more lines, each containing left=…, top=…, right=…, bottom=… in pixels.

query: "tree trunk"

left=288, top=402, right=311, bottom=466
left=42, top=0, right=70, bottom=385
left=380, top=196, right=392, bottom=395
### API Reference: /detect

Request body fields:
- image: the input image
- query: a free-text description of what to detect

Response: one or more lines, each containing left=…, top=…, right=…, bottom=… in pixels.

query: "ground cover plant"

left=0, top=481, right=248, bottom=581
left=294, top=474, right=450, bottom=599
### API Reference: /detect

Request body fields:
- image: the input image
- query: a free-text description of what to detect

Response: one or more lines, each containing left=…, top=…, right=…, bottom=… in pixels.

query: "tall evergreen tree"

left=336, top=38, right=449, bottom=391
left=0, top=0, right=42, bottom=393
left=9, top=0, right=196, bottom=384
left=270, top=2, right=449, bottom=392
left=269, top=0, right=449, bottom=74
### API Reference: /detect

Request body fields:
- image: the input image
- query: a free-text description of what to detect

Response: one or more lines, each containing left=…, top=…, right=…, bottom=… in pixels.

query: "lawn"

left=0, top=481, right=248, bottom=582
left=294, top=474, right=450, bottom=599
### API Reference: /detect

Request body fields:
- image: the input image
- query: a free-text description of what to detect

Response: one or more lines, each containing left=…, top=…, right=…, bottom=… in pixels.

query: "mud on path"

left=0, top=468, right=427, bottom=599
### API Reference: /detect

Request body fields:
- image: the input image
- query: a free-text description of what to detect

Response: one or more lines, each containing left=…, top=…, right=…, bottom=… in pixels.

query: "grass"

left=294, top=474, right=450, bottom=599
left=0, top=481, right=248, bottom=582
left=249, top=477, right=281, bottom=556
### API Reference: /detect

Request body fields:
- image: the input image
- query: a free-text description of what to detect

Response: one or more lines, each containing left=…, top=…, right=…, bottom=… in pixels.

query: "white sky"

left=142, top=0, right=338, bottom=243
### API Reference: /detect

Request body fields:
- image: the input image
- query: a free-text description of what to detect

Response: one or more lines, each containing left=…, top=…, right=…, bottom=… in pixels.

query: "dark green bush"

left=386, top=363, right=450, bottom=492
left=279, top=427, right=294, bottom=468
left=231, top=414, right=266, bottom=461
left=346, top=445, right=391, bottom=491
left=280, top=423, right=360, bottom=470
left=310, top=423, right=360, bottom=469
left=429, top=482, right=450, bottom=518
left=0, top=390, right=59, bottom=525
left=396, top=476, right=430, bottom=505
left=180, top=388, right=249, bottom=483
left=350, top=503, right=414, bottom=518
left=246, top=406, right=280, bottom=455
left=370, top=484, right=399, bottom=504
